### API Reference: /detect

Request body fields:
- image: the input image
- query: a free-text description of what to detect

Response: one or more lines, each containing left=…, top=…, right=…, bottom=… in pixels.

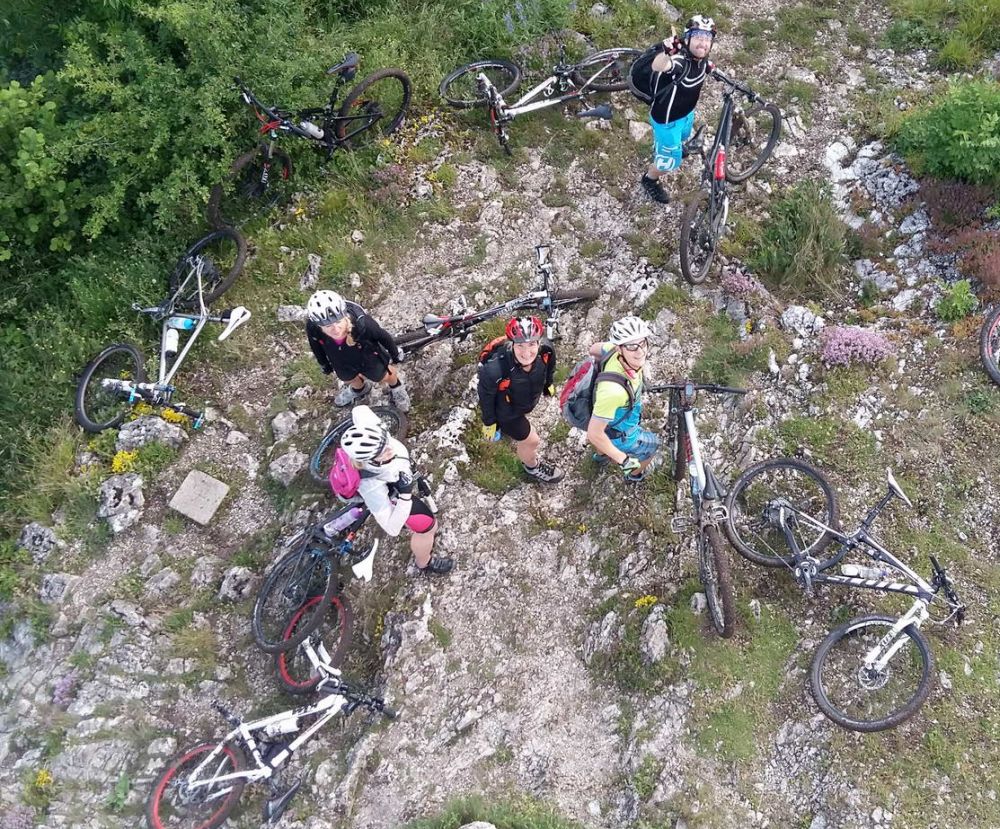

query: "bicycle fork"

left=864, top=602, right=929, bottom=675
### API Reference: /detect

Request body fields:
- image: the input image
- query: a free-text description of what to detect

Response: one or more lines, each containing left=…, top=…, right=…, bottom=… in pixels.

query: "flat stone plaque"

left=169, top=470, right=230, bottom=526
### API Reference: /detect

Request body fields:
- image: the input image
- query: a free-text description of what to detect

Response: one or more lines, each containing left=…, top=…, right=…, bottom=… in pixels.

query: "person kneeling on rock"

left=340, top=406, right=453, bottom=575
left=305, top=289, right=410, bottom=412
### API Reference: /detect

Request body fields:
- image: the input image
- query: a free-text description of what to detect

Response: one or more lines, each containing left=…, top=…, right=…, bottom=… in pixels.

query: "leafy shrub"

left=895, top=81, right=1000, bottom=185
left=748, top=180, right=847, bottom=297
left=935, top=279, right=979, bottom=321
left=819, top=326, right=894, bottom=367
left=0, top=539, right=31, bottom=601
left=883, top=20, right=946, bottom=52
left=920, top=179, right=995, bottom=231
left=951, top=229, right=1000, bottom=291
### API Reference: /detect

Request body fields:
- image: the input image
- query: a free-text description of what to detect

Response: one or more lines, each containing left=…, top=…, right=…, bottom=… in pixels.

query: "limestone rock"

left=218, top=567, right=258, bottom=602
left=640, top=606, right=669, bottom=665
left=268, top=450, right=308, bottom=486
left=115, top=416, right=187, bottom=452
left=17, top=522, right=62, bottom=564
left=97, top=474, right=145, bottom=533
left=271, top=410, right=299, bottom=444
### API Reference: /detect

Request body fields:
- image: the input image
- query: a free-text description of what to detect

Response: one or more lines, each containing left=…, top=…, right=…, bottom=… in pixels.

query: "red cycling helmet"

left=506, top=316, right=544, bottom=343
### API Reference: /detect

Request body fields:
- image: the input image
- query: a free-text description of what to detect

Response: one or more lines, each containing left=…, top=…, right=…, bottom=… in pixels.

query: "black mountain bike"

left=679, top=68, right=782, bottom=284
left=439, top=40, right=638, bottom=153
left=393, top=243, right=597, bottom=354
left=209, top=57, right=411, bottom=227
left=650, top=380, right=747, bottom=637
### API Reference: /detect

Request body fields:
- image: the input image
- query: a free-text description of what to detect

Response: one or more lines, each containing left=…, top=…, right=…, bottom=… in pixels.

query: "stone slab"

left=168, top=470, right=230, bottom=526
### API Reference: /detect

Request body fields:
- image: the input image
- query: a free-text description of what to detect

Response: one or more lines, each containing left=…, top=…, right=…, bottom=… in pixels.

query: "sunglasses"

left=621, top=339, right=649, bottom=352
left=318, top=314, right=347, bottom=327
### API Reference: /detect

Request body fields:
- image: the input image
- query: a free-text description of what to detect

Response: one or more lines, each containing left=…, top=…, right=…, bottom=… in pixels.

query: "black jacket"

left=306, top=301, right=401, bottom=376
left=477, top=342, right=555, bottom=426
left=631, top=42, right=709, bottom=125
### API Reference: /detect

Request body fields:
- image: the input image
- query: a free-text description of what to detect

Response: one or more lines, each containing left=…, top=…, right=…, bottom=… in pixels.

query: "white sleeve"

left=358, top=477, right=412, bottom=537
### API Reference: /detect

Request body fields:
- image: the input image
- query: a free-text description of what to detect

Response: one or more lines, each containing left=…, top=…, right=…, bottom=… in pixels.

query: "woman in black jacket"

left=305, top=290, right=410, bottom=411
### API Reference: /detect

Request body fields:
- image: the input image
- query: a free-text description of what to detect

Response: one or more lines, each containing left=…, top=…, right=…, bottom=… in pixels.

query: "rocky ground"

left=2, top=2, right=999, bottom=828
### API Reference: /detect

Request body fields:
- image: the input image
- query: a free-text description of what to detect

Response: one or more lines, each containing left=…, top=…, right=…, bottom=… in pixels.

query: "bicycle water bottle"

left=164, top=328, right=180, bottom=359
left=167, top=316, right=197, bottom=331
left=323, top=505, right=365, bottom=536
left=298, top=120, right=325, bottom=139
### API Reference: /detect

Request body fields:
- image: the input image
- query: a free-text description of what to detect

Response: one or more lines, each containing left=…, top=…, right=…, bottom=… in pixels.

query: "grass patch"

left=640, top=283, right=690, bottom=321
left=690, top=313, right=776, bottom=386
left=462, top=422, right=524, bottom=494
left=230, top=526, right=280, bottom=570
left=777, top=414, right=877, bottom=475
left=428, top=618, right=454, bottom=649
left=405, top=794, right=584, bottom=829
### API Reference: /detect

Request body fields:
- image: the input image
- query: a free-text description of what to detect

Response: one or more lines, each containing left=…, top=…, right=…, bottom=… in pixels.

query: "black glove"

left=395, top=472, right=414, bottom=496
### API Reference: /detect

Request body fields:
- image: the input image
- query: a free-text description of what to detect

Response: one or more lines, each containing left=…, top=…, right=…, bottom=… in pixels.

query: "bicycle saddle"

left=218, top=306, right=252, bottom=341
left=351, top=539, right=380, bottom=583
left=422, top=313, right=451, bottom=328
left=326, top=52, right=360, bottom=79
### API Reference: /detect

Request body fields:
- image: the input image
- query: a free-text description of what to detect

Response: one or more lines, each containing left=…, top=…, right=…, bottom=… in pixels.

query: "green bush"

left=888, top=0, right=1000, bottom=68
left=894, top=81, right=1000, bottom=185
left=747, top=180, right=847, bottom=297
left=935, top=279, right=979, bottom=321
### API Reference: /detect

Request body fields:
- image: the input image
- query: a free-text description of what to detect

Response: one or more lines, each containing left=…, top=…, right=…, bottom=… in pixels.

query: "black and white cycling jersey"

left=649, top=52, right=709, bottom=125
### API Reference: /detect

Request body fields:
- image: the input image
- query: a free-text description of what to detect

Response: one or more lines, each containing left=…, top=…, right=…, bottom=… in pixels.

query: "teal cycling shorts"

left=650, top=110, right=695, bottom=172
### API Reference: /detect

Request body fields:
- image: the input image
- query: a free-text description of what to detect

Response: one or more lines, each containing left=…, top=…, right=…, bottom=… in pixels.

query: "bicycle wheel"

left=699, top=525, right=736, bottom=638
left=74, top=343, right=147, bottom=433
left=336, top=68, right=412, bottom=148
left=439, top=59, right=522, bottom=108
left=168, top=228, right=248, bottom=309
left=980, top=305, right=1000, bottom=386
left=810, top=614, right=934, bottom=732
left=725, top=102, right=782, bottom=183
left=252, top=543, right=338, bottom=654
left=274, top=594, right=354, bottom=695
left=725, top=458, right=841, bottom=568
left=207, top=144, right=293, bottom=229
left=146, top=740, right=247, bottom=829
left=310, top=406, right=409, bottom=486
left=571, top=48, right=641, bottom=92
left=394, top=328, right=441, bottom=349
left=679, top=188, right=725, bottom=285
left=549, top=288, right=600, bottom=308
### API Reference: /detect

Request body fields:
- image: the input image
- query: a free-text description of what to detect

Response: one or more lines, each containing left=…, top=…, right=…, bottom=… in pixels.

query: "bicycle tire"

left=724, top=457, right=841, bottom=568
left=679, top=189, right=721, bottom=285
left=810, top=614, right=934, bottom=732
left=146, top=740, right=247, bottom=829
left=168, top=227, right=248, bottom=309
left=335, top=68, right=412, bottom=148
left=571, top=48, right=641, bottom=92
left=394, top=328, right=440, bottom=348
left=700, top=524, right=736, bottom=638
left=980, top=305, right=1000, bottom=386
left=725, top=101, right=782, bottom=184
left=252, top=543, right=338, bottom=654
left=439, top=59, right=522, bottom=108
left=310, top=406, right=408, bottom=486
left=207, top=144, right=293, bottom=229
left=549, top=288, right=600, bottom=307
left=274, top=594, right=354, bottom=695
left=74, top=343, right=147, bottom=433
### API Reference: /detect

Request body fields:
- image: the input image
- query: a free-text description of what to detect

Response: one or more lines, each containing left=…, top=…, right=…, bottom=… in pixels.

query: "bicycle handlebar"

left=710, top=67, right=760, bottom=101
left=232, top=76, right=305, bottom=134
left=321, top=677, right=396, bottom=718
left=648, top=381, right=748, bottom=395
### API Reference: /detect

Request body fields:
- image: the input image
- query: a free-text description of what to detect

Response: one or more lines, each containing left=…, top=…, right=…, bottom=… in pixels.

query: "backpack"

left=478, top=337, right=553, bottom=394
left=329, top=447, right=361, bottom=501
left=628, top=39, right=683, bottom=105
left=559, top=351, right=635, bottom=430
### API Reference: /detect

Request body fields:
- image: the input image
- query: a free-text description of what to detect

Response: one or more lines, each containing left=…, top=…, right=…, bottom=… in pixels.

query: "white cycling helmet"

left=684, top=14, right=717, bottom=40
left=340, top=422, right=388, bottom=462
left=609, top=316, right=653, bottom=345
left=307, top=290, right=347, bottom=325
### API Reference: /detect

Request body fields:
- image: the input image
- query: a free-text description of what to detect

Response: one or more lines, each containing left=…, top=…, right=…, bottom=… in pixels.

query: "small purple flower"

left=721, top=267, right=765, bottom=300
left=52, top=670, right=79, bottom=708
left=503, top=10, right=515, bottom=34
left=0, top=805, right=37, bottom=829
left=819, top=326, right=894, bottom=367
left=514, top=0, right=527, bottom=25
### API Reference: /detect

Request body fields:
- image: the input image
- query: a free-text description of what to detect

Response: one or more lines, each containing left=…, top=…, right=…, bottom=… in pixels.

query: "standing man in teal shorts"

left=630, top=15, right=717, bottom=204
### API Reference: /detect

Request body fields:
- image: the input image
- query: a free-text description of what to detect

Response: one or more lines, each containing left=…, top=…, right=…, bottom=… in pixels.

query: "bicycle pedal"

left=670, top=516, right=694, bottom=534
left=705, top=503, right=729, bottom=523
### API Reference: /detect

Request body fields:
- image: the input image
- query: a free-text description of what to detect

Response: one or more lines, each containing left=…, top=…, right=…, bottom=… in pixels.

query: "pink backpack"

left=329, top=447, right=361, bottom=500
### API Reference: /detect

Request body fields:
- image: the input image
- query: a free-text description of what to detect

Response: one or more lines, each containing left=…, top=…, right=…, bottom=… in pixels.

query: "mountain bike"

left=208, top=58, right=411, bottom=227
left=678, top=68, right=782, bottom=284
left=145, top=673, right=394, bottom=829
left=980, top=304, right=1000, bottom=386
left=251, top=476, right=436, bottom=654
left=310, top=405, right=408, bottom=486
left=439, top=41, right=639, bottom=153
left=725, top=460, right=966, bottom=732
left=649, top=380, right=747, bottom=638
left=393, top=243, right=598, bottom=355
left=74, top=230, right=251, bottom=433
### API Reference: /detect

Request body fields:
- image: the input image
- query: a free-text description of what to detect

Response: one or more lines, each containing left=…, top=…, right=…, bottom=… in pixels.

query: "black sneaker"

left=523, top=460, right=565, bottom=484
left=640, top=174, right=670, bottom=204
left=418, top=557, right=454, bottom=575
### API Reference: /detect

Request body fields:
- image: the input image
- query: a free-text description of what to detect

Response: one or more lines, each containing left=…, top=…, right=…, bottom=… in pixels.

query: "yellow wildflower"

left=634, top=594, right=658, bottom=609
left=33, top=769, right=54, bottom=790
left=161, top=408, right=190, bottom=425
left=111, top=450, right=138, bottom=474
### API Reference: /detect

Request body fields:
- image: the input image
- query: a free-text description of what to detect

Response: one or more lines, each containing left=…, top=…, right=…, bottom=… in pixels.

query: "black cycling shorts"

left=497, top=415, right=531, bottom=442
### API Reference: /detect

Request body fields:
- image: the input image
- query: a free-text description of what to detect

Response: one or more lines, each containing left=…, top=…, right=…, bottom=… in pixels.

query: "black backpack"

left=628, top=39, right=683, bottom=105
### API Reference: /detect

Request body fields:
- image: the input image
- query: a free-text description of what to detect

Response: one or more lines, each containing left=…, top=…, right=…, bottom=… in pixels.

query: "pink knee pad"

left=406, top=513, right=435, bottom=534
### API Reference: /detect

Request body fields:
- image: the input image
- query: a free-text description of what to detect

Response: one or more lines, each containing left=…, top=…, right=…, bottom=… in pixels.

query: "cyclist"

left=305, top=290, right=410, bottom=412
left=478, top=316, right=564, bottom=484
left=340, top=406, right=453, bottom=575
left=634, top=15, right=718, bottom=204
left=586, top=316, right=660, bottom=482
